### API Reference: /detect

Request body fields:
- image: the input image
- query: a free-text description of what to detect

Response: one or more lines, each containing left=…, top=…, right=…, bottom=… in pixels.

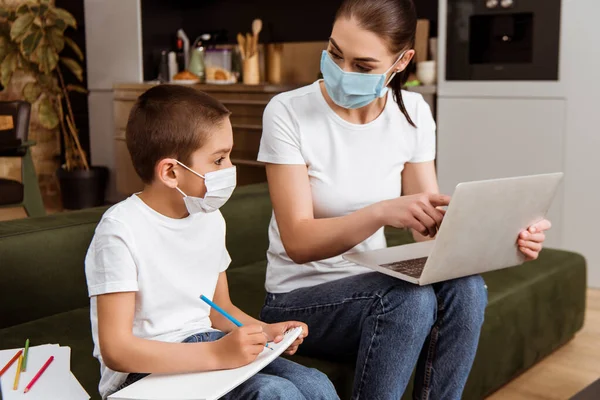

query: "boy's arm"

left=97, top=292, right=220, bottom=373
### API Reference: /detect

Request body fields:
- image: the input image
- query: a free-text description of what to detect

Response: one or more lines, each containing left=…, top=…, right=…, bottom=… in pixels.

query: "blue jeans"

left=115, top=331, right=339, bottom=400
left=260, top=272, right=488, bottom=400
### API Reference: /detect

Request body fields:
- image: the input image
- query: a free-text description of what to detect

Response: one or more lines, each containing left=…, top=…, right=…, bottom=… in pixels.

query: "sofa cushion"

left=228, top=248, right=586, bottom=400
left=0, top=307, right=99, bottom=399
left=220, top=184, right=273, bottom=270
left=0, top=207, right=107, bottom=329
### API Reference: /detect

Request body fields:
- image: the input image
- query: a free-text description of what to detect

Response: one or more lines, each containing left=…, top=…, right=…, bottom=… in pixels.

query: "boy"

left=85, top=85, right=338, bottom=400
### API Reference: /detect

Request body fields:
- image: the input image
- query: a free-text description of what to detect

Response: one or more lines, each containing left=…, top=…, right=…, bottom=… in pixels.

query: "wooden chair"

left=0, top=101, right=46, bottom=217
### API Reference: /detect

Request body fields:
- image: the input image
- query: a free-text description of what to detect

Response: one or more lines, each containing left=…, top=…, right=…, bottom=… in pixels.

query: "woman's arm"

left=401, top=161, right=441, bottom=242
left=266, top=163, right=449, bottom=265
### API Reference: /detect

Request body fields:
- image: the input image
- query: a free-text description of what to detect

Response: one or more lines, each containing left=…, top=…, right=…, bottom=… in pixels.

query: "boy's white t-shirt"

left=257, top=81, right=436, bottom=294
left=85, top=195, right=231, bottom=399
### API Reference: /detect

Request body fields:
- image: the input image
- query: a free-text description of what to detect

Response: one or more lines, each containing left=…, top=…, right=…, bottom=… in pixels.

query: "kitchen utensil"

left=237, top=33, right=246, bottom=59
left=252, top=19, right=263, bottom=57
left=246, top=33, right=254, bottom=58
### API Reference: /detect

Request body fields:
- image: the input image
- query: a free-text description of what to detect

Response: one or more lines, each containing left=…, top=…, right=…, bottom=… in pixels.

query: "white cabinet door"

left=436, top=97, right=566, bottom=247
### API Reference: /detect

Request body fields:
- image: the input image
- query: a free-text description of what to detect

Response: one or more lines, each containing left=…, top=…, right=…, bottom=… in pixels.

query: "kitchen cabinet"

left=113, top=83, right=300, bottom=195
left=114, top=83, right=438, bottom=196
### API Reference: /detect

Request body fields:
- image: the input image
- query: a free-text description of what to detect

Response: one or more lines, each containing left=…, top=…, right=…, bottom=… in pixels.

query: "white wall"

left=561, top=0, right=600, bottom=287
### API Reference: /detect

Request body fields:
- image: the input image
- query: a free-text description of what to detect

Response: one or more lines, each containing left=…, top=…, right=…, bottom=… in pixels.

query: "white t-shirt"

left=257, top=81, right=436, bottom=293
left=85, top=195, right=231, bottom=399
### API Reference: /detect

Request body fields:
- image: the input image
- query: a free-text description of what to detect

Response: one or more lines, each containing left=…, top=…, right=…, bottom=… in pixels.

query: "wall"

left=561, top=0, right=600, bottom=287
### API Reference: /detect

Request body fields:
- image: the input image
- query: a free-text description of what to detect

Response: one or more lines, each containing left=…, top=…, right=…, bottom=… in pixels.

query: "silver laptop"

left=343, top=173, right=563, bottom=286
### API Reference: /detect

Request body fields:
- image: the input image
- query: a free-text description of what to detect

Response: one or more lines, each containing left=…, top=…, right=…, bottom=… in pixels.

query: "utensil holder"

left=243, top=53, right=260, bottom=85
left=266, top=43, right=283, bottom=84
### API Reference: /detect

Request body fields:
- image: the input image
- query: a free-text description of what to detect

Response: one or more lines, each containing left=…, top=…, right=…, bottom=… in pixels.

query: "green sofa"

left=0, top=183, right=586, bottom=399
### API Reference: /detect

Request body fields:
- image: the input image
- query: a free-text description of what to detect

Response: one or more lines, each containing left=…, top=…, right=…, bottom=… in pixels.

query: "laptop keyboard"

left=380, top=257, right=428, bottom=279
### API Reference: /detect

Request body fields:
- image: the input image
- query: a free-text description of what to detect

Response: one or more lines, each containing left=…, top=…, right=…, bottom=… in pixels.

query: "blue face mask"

left=320, top=50, right=406, bottom=109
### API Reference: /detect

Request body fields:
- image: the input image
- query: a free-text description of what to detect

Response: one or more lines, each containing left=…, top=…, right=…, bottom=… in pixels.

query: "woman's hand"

left=518, top=219, right=552, bottom=261
left=379, top=193, right=451, bottom=238
left=263, top=321, right=308, bottom=355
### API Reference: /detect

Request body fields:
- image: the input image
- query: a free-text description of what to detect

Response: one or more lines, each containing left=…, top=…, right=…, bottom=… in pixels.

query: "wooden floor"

left=488, top=289, right=600, bottom=400
left=0, top=208, right=599, bottom=399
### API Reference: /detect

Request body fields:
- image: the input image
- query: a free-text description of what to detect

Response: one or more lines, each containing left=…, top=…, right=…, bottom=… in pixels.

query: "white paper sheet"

left=0, top=345, right=89, bottom=400
left=109, top=327, right=303, bottom=400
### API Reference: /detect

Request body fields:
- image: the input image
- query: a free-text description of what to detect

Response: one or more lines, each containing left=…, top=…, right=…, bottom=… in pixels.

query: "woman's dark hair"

left=336, top=0, right=418, bottom=127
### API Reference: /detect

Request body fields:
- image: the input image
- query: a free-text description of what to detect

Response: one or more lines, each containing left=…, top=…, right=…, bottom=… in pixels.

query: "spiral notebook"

left=109, top=327, right=303, bottom=400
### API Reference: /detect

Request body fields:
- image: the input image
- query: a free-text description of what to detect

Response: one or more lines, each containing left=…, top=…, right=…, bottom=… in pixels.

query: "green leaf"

left=49, top=17, right=66, bottom=31
left=0, top=36, right=10, bottom=63
left=21, top=26, right=43, bottom=56
left=64, top=37, right=83, bottom=60
left=38, top=97, right=59, bottom=129
left=67, top=84, right=87, bottom=94
left=38, top=73, right=60, bottom=94
left=10, top=14, right=35, bottom=42
left=16, top=4, right=30, bottom=17
left=34, top=44, right=58, bottom=73
left=22, top=81, right=42, bottom=103
left=47, top=26, right=65, bottom=53
left=49, top=8, right=76, bottom=29
left=1, top=52, right=17, bottom=87
left=60, top=57, right=82, bottom=81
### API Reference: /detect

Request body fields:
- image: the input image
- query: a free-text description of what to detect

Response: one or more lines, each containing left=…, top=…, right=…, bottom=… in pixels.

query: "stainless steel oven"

left=445, top=0, right=562, bottom=81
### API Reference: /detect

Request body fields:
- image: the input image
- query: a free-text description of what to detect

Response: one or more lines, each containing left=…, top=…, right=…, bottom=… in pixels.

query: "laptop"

left=343, top=173, right=563, bottom=286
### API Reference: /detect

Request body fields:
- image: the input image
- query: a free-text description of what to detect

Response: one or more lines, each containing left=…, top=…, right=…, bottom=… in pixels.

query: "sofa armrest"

left=384, top=226, right=416, bottom=247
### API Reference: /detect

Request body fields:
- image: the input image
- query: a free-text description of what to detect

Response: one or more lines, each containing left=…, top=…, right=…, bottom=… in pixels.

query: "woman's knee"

left=379, top=284, right=437, bottom=332
left=444, top=275, right=488, bottom=327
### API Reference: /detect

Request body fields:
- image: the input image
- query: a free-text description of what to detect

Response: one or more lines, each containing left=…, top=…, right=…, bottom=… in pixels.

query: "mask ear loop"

left=174, top=160, right=205, bottom=198
left=383, top=51, right=408, bottom=87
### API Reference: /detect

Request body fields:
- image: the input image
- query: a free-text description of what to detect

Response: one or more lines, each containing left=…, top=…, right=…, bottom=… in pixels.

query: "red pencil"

left=23, top=356, right=54, bottom=394
left=0, top=349, right=23, bottom=377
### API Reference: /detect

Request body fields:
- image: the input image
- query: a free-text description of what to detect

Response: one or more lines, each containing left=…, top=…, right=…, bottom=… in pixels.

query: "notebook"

left=109, top=327, right=303, bottom=400
left=0, top=345, right=89, bottom=400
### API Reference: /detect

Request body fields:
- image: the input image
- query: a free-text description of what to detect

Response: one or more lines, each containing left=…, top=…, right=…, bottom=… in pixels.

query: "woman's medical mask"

left=320, top=50, right=406, bottom=109
left=175, top=161, right=236, bottom=214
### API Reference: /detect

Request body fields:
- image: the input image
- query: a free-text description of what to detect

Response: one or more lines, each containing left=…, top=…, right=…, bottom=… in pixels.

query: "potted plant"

left=0, top=0, right=108, bottom=209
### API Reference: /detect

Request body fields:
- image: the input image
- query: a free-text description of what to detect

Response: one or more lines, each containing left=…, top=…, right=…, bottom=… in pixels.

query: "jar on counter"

left=205, top=48, right=235, bottom=84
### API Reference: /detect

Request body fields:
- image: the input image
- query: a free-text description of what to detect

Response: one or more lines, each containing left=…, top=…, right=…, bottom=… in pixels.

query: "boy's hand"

left=263, top=321, right=308, bottom=356
left=213, top=324, right=267, bottom=369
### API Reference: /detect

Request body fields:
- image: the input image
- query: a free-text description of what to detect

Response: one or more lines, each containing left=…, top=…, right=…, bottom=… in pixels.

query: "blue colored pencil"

left=200, top=295, right=273, bottom=350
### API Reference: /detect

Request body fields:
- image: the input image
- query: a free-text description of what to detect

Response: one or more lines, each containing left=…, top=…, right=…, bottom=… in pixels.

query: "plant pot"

left=57, top=166, right=109, bottom=210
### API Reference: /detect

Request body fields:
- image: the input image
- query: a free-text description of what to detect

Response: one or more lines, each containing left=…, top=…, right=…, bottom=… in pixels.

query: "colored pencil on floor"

left=13, top=354, right=23, bottom=390
left=23, top=355, right=54, bottom=394
left=0, top=350, right=22, bottom=377
left=21, top=339, right=30, bottom=372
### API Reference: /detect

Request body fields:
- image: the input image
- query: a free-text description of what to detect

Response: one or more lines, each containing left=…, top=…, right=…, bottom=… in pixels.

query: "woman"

left=257, top=0, right=551, bottom=399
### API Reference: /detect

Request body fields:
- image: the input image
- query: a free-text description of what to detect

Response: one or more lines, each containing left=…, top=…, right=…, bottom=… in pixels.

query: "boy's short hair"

left=126, top=85, right=231, bottom=184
